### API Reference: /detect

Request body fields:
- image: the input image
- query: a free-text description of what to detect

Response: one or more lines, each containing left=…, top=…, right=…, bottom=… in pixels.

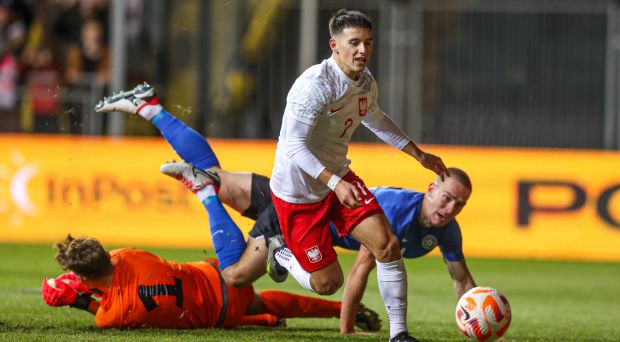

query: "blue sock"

left=151, top=110, right=219, bottom=170
left=203, top=196, right=246, bottom=270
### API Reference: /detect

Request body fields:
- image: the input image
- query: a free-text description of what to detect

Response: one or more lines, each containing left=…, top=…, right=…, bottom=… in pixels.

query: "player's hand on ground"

left=41, top=272, right=90, bottom=307
left=418, top=151, right=450, bottom=181
left=334, top=180, right=362, bottom=209
left=354, top=303, right=382, bottom=332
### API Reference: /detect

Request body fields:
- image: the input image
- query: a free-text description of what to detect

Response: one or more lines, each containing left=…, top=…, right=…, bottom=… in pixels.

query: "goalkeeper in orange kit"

left=41, top=234, right=379, bottom=330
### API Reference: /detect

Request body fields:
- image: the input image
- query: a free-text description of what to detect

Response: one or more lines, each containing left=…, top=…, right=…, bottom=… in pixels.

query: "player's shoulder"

left=440, top=219, right=462, bottom=239
left=296, top=59, right=337, bottom=88
left=289, top=59, right=338, bottom=99
left=109, top=247, right=135, bottom=257
left=109, top=248, right=136, bottom=271
left=110, top=248, right=159, bottom=262
left=445, top=218, right=461, bottom=231
left=371, top=186, right=422, bottom=200
left=372, top=187, right=423, bottom=219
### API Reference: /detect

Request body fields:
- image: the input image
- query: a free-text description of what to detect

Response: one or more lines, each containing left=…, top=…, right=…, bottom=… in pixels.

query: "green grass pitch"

left=1, top=243, right=619, bottom=341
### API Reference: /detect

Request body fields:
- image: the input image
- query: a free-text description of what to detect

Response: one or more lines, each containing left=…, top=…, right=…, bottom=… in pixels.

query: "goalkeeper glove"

left=41, top=272, right=92, bottom=310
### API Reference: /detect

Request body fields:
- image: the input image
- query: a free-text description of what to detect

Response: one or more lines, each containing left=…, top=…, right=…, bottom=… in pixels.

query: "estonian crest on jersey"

left=359, top=97, right=368, bottom=117
left=305, top=245, right=322, bottom=263
left=421, top=234, right=438, bottom=250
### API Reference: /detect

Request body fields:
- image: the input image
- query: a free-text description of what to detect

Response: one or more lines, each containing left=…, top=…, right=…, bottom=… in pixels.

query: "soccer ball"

left=455, top=286, right=511, bottom=341
left=46, top=278, right=71, bottom=290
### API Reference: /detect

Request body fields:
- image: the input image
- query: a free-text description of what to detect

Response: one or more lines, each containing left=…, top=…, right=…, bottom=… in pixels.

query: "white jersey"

left=270, top=57, right=410, bottom=203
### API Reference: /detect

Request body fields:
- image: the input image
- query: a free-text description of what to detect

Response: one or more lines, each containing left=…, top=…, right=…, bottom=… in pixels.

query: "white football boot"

left=266, top=234, right=289, bottom=283
left=95, top=82, right=162, bottom=120
left=160, top=161, right=220, bottom=193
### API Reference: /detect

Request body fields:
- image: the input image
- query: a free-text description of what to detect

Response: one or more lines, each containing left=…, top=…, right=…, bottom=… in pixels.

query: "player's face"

left=330, top=27, right=373, bottom=80
left=424, top=177, right=471, bottom=227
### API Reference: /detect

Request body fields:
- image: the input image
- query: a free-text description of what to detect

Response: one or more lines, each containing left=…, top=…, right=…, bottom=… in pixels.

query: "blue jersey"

left=331, top=187, right=464, bottom=262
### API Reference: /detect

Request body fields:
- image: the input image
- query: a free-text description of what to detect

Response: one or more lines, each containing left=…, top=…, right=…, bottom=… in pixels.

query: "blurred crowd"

left=0, top=0, right=111, bottom=134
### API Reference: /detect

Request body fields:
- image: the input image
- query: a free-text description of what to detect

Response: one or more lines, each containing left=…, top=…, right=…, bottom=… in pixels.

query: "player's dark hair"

left=54, top=234, right=113, bottom=280
left=329, top=9, right=372, bottom=37
left=447, top=167, right=472, bottom=192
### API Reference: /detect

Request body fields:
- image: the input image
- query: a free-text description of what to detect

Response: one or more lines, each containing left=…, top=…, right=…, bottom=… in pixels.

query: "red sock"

left=259, top=290, right=341, bottom=318
left=239, top=313, right=278, bottom=326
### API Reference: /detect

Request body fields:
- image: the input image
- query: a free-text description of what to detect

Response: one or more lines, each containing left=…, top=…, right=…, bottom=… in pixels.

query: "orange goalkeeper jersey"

left=95, top=248, right=239, bottom=329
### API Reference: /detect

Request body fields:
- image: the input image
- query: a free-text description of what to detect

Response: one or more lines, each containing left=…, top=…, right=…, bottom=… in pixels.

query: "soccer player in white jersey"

left=268, top=9, right=449, bottom=342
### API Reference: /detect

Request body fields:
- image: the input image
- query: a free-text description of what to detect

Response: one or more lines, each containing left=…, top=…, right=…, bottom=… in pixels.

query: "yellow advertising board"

left=1, top=134, right=619, bottom=262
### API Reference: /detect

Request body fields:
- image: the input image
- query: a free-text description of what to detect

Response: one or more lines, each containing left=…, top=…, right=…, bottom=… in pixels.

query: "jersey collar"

left=328, top=57, right=362, bottom=87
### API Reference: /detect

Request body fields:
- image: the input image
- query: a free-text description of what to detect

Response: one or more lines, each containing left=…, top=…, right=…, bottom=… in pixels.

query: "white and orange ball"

left=455, top=286, right=511, bottom=341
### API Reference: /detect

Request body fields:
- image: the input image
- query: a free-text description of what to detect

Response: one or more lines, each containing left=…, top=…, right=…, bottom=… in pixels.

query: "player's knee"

left=222, top=267, right=252, bottom=288
left=373, top=234, right=401, bottom=262
left=313, top=280, right=342, bottom=295
left=312, top=274, right=343, bottom=295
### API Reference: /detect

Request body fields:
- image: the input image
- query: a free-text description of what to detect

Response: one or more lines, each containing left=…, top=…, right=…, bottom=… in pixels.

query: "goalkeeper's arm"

left=70, top=293, right=100, bottom=314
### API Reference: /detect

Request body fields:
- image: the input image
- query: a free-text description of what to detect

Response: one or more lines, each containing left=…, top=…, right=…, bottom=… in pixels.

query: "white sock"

left=275, top=247, right=314, bottom=292
left=196, top=185, right=217, bottom=202
left=138, top=104, right=163, bottom=121
left=376, top=258, right=408, bottom=339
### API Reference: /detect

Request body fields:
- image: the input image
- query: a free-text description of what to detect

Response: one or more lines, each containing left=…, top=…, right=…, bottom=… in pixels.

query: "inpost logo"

left=0, top=150, right=39, bottom=228
left=1, top=150, right=193, bottom=229
left=518, top=179, right=620, bottom=229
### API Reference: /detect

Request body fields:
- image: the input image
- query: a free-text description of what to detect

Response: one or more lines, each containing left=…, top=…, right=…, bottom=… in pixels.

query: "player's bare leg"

left=350, top=214, right=401, bottom=263
left=309, top=262, right=344, bottom=295
left=210, top=169, right=252, bottom=214
left=221, top=236, right=267, bottom=287
left=351, top=214, right=413, bottom=342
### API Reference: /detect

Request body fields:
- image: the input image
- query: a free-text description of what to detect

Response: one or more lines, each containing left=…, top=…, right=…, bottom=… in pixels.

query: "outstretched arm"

left=445, top=258, right=477, bottom=299
left=401, top=141, right=450, bottom=181
left=363, top=111, right=449, bottom=180
left=340, top=245, right=376, bottom=334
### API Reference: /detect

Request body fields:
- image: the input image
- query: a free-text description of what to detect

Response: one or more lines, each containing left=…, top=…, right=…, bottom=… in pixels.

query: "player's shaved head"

left=54, top=234, right=113, bottom=280
left=329, top=9, right=372, bottom=37
left=436, top=167, right=472, bottom=192
left=422, top=167, right=472, bottom=227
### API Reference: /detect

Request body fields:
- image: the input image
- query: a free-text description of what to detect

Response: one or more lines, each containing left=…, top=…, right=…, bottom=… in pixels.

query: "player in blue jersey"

left=333, top=179, right=475, bottom=333
left=96, top=83, right=476, bottom=335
